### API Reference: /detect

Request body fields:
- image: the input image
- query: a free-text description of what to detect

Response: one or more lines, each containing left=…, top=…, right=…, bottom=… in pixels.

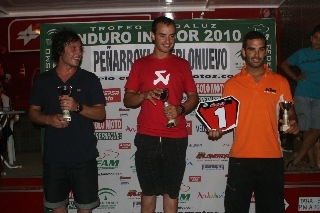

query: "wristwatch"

left=75, top=103, right=83, bottom=113
left=179, top=105, right=186, bottom=115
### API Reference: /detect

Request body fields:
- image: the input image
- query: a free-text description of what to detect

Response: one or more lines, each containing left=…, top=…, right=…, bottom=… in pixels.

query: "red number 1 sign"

left=196, top=96, right=240, bottom=131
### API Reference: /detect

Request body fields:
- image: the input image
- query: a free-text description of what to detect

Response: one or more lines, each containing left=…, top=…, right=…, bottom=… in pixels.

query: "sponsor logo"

left=119, top=108, right=128, bottom=117
left=9, top=21, right=41, bottom=52
left=17, top=25, right=39, bottom=46
left=186, top=158, right=194, bottom=166
left=127, top=190, right=142, bottom=197
left=119, top=142, right=131, bottom=149
left=189, top=143, right=203, bottom=147
left=103, top=88, right=121, bottom=103
left=189, top=176, right=201, bottom=182
left=94, top=118, right=122, bottom=130
left=180, top=183, right=191, bottom=192
left=196, top=124, right=207, bottom=132
left=99, top=149, right=119, bottom=159
left=197, top=191, right=225, bottom=199
left=98, top=172, right=122, bottom=176
left=98, top=188, right=119, bottom=209
left=125, top=126, right=137, bottom=132
left=130, top=154, right=136, bottom=173
left=9, top=15, right=151, bottom=51
left=133, top=201, right=141, bottom=208
left=250, top=24, right=269, bottom=34
left=196, top=152, right=229, bottom=160
left=97, top=160, right=120, bottom=170
left=94, top=132, right=122, bottom=140
left=130, top=165, right=136, bottom=173
left=186, top=120, right=192, bottom=135
left=69, top=188, right=119, bottom=210
left=199, top=96, right=222, bottom=102
left=120, top=176, right=131, bottom=180
left=202, top=164, right=225, bottom=170
left=97, top=149, right=120, bottom=170
left=154, top=70, right=170, bottom=85
left=177, top=207, right=192, bottom=210
left=264, top=87, right=276, bottom=94
left=193, top=74, right=233, bottom=79
left=179, top=193, right=190, bottom=203
left=196, top=83, right=224, bottom=94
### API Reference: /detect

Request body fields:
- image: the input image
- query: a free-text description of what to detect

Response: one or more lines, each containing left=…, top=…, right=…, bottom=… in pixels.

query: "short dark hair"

left=242, top=31, right=267, bottom=49
left=151, top=16, right=176, bottom=34
left=311, top=25, right=320, bottom=36
left=51, top=28, right=83, bottom=64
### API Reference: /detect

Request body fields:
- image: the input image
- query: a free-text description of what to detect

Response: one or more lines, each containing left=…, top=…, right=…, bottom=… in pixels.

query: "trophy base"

left=62, top=110, right=71, bottom=121
left=166, top=119, right=178, bottom=128
left=166, top=122, right=176, bottom=128
left=280, top=125, right=289, bottom=132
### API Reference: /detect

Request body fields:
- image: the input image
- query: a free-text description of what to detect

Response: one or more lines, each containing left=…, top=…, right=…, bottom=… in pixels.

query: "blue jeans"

left=225, top=158, right=285, bottom=213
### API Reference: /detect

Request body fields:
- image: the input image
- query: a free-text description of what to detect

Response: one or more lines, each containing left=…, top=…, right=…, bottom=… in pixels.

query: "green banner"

left=40, top=19, right=276, bottom=75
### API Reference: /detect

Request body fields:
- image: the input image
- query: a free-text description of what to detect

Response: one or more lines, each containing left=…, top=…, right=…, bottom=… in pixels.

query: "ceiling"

left=0, top=0, right=286, bottom=17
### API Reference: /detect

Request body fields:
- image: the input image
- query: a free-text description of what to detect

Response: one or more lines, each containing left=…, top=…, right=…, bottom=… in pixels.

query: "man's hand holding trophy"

left=144, top=87, right=183, bottom=128
left=279, top=101, right=292, bottom=132
left=160, top=88, right=179, bottom=128
left=58, top=85, right=73, bottom=121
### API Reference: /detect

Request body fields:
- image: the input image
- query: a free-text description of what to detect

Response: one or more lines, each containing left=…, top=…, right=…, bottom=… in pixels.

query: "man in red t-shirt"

left=123, top=16, right=198, bottom=213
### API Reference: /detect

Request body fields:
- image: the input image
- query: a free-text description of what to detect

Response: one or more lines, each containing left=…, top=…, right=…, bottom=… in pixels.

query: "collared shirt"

left=223, top=64, right=293, bottom=158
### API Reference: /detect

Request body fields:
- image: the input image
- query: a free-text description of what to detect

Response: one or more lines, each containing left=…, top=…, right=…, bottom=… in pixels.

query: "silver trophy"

left=159, top=88, right=178, bottom=128
left=57, top=86, right=72, bottom=121
left=280, top=101, right=292, bottom=131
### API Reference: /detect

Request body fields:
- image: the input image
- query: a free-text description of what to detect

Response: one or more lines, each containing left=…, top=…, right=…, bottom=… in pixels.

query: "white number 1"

left=214, top=107, right=226, bottom=128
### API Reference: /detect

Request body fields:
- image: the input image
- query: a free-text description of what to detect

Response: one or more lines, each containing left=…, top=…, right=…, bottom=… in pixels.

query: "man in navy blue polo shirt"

left=29, top=28, right=106, bottom=213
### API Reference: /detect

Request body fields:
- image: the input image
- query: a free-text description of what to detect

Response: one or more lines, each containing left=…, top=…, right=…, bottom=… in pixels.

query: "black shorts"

left=43, top=159, right=100, bottom=210
left=134, top=133, right=188, bottom=199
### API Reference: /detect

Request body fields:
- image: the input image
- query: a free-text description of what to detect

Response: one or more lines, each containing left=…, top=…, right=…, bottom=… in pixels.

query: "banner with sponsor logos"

left=40, top=18, right=276, bottom=213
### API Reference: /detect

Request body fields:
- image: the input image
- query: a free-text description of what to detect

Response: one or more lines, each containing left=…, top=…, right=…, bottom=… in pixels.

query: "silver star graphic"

left=17, top=25, right=39, bottom=46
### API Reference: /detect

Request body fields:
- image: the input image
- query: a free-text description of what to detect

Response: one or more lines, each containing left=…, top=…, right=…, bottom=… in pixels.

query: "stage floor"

left=1, top=151, right=320, bottom=213
left=1, top=150, right=320, bottom=179
left=1, top=151, right=42, bottom=179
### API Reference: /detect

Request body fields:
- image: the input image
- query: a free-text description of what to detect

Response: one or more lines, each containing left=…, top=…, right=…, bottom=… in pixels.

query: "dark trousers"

left=225, top=157, right=285, bottom=213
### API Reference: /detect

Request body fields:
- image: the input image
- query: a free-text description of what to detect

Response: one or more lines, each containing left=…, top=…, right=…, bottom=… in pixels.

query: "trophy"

left=57, top=86, right=72, bottom=121
left=159, top=88, right=178, bottom=128
left=280, top=101, right=292, bottom=131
